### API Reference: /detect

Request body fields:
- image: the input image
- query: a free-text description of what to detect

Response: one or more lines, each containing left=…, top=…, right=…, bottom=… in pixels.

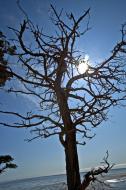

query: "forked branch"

left=81, top=151, right=114, bottom=190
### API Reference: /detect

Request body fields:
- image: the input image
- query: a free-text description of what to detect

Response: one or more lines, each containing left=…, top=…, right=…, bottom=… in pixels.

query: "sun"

left=78, top=55, right=89, bottom=74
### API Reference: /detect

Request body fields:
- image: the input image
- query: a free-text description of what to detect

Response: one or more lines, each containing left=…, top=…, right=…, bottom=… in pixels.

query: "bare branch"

left=81, top=151, right=114, bottom=190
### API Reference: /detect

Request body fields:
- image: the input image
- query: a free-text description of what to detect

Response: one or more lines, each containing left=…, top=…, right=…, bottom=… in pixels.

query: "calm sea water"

left=0, top=168, right=126, bottom=190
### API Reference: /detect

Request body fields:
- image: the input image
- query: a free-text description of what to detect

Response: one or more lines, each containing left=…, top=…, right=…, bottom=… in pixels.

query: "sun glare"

left=78, top=55, right=89, bottom=74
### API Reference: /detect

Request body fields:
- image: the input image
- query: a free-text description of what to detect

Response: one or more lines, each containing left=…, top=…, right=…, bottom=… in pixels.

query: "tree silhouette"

left=0, top=155, right=17, bottom=174
left=0, top=31, right=14, bottom=86
left=0, top=4, right=126, bottom=190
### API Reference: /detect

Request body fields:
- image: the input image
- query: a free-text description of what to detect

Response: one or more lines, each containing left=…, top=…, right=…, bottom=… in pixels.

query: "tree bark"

left=55, top=84, right=81, bottom=189
left=65, top=131, right=81, bottom=190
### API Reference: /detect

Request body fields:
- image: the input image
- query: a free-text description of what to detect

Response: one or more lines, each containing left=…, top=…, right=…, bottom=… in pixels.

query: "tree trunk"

left=55, top=85, right=82, bottom=189
left=65, top=131, right=81, bottom=190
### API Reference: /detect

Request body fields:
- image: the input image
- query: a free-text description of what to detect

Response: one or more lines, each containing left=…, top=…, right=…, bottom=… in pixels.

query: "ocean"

left=0, top=168, right=126, bottom=190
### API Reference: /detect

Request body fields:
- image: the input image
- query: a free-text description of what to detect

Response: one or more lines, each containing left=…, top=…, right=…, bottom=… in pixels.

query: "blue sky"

left=0, top=0, right=126, bottom=182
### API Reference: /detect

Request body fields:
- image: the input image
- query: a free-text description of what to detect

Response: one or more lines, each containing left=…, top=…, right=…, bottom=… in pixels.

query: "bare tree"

left=0, top=3, right=126, bottom=190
